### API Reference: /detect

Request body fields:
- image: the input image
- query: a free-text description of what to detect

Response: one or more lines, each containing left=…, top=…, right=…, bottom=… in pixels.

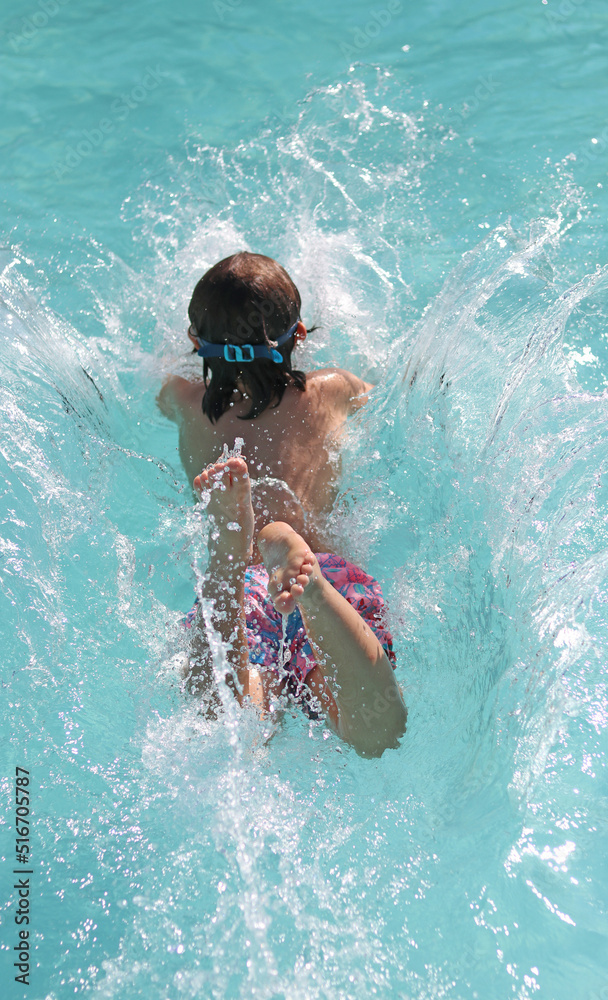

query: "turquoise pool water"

left=2, top=0, right=608, bottom=997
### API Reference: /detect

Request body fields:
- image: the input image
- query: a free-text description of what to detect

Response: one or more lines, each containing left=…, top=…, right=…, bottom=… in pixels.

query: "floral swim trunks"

left=184, top=553, right=396, bottom=690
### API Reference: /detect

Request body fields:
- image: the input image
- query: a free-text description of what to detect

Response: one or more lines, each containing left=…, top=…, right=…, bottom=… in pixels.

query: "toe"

left=195, top=470, right=212, bottom=493
left=275, top=591, right=296, bottom=615
left=211, top=463, right=229, bottom=489
left=226, top=456, right=248, bottom=474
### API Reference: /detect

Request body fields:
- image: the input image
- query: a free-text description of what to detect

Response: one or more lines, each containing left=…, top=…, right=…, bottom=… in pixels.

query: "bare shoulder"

left=306, top=367, right=373, bottom=413
left=157, top=374, right=204, bottom=421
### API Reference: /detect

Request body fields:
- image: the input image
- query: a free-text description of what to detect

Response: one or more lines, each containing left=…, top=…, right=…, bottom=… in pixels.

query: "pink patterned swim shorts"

left=184, top=553, right=396, bottom=687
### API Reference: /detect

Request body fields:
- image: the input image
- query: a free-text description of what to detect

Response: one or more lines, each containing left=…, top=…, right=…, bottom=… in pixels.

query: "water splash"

left=220, top=436, right=245, bottom=463
left=2, top=66, right=608, bottom=1000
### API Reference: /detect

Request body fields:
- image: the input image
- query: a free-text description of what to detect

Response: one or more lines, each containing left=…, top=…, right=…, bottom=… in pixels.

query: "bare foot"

left=194, top=456, right=254, bottom=566
left=257, top=521, right=323, bottom=615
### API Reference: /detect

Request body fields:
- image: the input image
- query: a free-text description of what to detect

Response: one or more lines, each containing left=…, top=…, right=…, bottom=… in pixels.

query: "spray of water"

left=2, top=68, right=608, bottom=1000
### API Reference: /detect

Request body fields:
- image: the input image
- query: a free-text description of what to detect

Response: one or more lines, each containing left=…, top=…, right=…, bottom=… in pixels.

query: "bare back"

left=158, top=368, right=370, bottom=547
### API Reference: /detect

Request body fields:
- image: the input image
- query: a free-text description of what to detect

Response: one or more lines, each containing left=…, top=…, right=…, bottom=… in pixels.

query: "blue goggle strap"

left=194, top=322, right=298, bottom=363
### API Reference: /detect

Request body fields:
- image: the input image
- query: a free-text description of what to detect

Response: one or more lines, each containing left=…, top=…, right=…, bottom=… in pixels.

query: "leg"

left=186, top=456, right=254, bottom=706
left=258, top=522, right=407, bottom=757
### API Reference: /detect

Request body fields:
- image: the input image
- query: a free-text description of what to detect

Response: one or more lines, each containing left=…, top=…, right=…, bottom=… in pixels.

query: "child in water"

left=158, top=252, right=406, bottom=756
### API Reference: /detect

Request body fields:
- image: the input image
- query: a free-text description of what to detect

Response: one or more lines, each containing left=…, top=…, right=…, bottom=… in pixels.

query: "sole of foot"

left=257, top=521, right=321, bottom=615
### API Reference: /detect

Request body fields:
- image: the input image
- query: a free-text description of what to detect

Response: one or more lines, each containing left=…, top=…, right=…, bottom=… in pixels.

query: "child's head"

left=188, top=252, right=307, bottom=422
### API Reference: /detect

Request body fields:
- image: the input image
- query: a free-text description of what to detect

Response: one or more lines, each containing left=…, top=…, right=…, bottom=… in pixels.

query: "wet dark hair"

left=188, top=251, right=307, bottom=422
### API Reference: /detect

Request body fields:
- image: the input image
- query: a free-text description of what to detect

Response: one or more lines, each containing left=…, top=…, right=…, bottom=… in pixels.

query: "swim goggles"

left=189, top=321, right=298, bottom=364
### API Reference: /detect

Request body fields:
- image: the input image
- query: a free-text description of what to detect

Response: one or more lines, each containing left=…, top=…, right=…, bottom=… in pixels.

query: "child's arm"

left=157, top=377, right=178, bottom=420
left=157, top=375, right=197, bottom=421
left=329, top=368, right=374, bottom=414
